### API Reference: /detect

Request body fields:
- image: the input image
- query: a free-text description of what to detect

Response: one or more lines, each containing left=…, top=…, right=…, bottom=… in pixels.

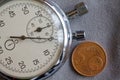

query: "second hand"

left=10, top=35, right=53, bottom=40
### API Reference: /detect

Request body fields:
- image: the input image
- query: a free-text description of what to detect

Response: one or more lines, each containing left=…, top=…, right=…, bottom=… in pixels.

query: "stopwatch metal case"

left=0, top=0, right=72, bottom=80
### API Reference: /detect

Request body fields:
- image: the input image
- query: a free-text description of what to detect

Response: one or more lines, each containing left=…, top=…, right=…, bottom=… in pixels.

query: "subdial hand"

left=34, top=24, right=51, bottom=32
left=10, top=35, right=55, bottom=41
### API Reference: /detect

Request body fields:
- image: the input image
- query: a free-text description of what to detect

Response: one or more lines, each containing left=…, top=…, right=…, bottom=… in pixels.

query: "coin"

left=72, top=41, right=106, bottom=76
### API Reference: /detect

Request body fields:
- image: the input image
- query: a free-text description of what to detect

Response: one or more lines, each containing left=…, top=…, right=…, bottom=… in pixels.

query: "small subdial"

left=26, top=16, right=53, bottom=43
left=4, top=39, right=15, bottom=51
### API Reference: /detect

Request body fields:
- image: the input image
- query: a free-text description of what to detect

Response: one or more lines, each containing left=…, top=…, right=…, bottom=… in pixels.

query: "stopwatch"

left=0, top=0, right=87, bottom=80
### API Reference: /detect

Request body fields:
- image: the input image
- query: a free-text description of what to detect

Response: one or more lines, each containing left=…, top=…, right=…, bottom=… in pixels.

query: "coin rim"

left=71, top=41, right=107, bottom=77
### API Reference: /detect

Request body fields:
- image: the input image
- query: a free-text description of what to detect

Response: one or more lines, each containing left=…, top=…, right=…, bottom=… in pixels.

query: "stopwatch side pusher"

left=0, top=0, right=87, bottom=80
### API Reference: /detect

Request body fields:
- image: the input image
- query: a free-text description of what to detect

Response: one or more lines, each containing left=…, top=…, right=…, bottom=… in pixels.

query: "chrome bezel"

left=0, top=0, right=72, bottom=80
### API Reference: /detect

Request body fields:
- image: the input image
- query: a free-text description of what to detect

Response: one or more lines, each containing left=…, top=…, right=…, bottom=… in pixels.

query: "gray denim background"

left=0, top=0, right=120, bottom=80
left=46, top=0, right=120, bottom=80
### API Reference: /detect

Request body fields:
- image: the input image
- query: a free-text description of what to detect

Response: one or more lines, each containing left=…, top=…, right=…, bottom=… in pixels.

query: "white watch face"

left=0, top=0, right=64, bottom=79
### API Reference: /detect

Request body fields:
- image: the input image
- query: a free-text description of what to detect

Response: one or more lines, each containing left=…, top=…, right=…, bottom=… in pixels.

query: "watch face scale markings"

left=0, top=1, right=64, bottom=79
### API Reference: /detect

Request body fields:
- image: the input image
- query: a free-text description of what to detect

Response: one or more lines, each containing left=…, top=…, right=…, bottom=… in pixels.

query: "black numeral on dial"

left=0, top=46, right=3, bottom=54
left=9, top=11, right=16, bottom=18
left=0, top=20, right=5, bottom=27
left=43, top=50, right=50, bottom=56
left=18, top=61, right=26, bottom=69
left=22, top=5, right=29, bottom=15
left=33, top=59, right=39, bottom=65
left=5, top=57, right=13, bottom=65
left=35, top=11, right=42, bottom=17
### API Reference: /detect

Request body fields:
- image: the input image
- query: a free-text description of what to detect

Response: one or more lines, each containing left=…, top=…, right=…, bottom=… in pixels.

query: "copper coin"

left=72, top=41, right=106, bottom=76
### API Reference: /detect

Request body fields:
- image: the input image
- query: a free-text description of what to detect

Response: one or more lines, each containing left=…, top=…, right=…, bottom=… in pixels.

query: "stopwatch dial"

left=26, top=16, right=53, bottom=43
left=0, top=0, right=64, bottom=79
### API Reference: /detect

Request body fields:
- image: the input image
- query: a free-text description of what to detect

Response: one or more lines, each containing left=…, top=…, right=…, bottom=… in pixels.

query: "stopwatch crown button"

left=66, top=2, right=88, bottom=17
left=75, top=2, right=88, bottom=16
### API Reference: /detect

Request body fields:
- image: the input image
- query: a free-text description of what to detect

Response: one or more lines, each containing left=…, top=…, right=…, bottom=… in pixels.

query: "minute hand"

left=10, top=35, right=52, bottom=40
